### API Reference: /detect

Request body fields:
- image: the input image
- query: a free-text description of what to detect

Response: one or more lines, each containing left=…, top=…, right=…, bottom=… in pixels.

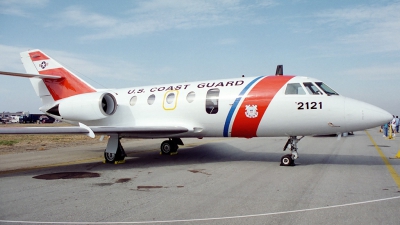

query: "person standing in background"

left=383, top=122, right=389, bottom=137
left=390, top=115, right=396, bottom=136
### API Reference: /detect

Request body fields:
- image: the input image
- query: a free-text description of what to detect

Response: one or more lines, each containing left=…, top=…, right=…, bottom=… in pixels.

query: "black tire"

left=160, top=141, right=178, bottom=155
left=280, top=154, right=294, bottom=166
left=104, top=151, right=116, bottom=163
left=104, top=143, right=126, bottom=163
left=160, top=141, right=172, bottom=155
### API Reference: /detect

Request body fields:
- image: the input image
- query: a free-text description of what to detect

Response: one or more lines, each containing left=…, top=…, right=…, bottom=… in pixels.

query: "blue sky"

left=0, top=0, right=399, bottom=115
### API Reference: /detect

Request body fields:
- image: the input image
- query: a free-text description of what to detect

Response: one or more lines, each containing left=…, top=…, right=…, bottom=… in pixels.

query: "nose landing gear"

left=280, top=136, right=303, bottom=166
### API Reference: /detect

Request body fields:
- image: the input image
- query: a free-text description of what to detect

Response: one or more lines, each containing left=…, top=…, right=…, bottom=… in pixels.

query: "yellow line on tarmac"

left=366, top=130, right=400, bottom=189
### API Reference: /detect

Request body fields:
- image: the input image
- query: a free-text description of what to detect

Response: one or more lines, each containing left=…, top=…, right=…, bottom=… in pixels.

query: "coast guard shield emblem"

left=245, top=105, right=258, bottom=118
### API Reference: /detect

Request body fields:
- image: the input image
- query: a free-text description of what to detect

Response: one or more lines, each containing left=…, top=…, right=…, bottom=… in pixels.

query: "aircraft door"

left=163, top=90, right=179, bottom=110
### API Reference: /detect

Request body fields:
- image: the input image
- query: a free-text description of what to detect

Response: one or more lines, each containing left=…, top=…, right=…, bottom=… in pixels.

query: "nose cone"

left=345, top=97, right=392, bottom=131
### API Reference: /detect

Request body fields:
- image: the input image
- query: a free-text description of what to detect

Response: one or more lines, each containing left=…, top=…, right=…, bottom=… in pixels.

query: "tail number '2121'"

left=297, top=102, right=322, bottom=110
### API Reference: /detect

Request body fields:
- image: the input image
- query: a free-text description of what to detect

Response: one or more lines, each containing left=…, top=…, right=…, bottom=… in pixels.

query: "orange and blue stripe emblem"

left=223, top=76, right=293, bottom=137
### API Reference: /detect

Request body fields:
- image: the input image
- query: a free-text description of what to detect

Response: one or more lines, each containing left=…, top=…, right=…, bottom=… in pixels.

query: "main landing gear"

left=103, top=136, right=184, bottom=164
left=280, top=136, right=304, bottom=166
left=160, top=138, right=184, bottom=155
left=104, top=136, right=127, bottom=164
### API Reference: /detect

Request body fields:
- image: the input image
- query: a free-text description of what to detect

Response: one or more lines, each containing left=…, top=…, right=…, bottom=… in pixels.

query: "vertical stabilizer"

left=20, top=50, right=96, bottom=105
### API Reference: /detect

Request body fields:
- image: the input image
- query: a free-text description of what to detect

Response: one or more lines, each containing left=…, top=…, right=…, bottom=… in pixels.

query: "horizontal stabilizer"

left=0, top=71, right=61, bottom=79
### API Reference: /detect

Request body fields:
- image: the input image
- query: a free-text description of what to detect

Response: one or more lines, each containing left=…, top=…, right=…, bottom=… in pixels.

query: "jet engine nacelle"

left=56, top=92, right=117, bottom=121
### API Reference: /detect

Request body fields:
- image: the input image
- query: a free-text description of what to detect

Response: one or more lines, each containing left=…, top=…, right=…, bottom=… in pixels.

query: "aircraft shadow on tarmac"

left=87, top=141, right=400, bottom=171
left=3, top=140, right=398, bottom=178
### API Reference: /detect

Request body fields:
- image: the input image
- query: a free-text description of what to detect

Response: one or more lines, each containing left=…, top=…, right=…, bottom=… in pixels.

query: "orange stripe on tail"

left=29, top=51, right=96, bottom=100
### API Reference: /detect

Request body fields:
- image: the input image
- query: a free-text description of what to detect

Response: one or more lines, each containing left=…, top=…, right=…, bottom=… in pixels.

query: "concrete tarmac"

left=1, top=128, right=400, bottom=224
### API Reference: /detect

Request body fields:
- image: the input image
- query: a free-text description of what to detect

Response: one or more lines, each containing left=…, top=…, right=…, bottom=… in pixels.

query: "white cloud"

left=40, top=49, right=148, bottom=88
left=49, top=0, right=276, bottom=40
left=343, top=65, right=400, bottom=81
left=315, top=2, right=400, bottom=53
left=0, top=45, right=150, bottom=88
left=51, top=5, right=118, bottom=28
left=0, top=44, right=29, bottom=72
left=0, top=0, right=48, bottom=17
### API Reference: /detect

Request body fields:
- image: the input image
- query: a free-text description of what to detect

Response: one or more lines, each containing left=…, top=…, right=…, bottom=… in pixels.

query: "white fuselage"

left=52, top=75, right=390, bottom=138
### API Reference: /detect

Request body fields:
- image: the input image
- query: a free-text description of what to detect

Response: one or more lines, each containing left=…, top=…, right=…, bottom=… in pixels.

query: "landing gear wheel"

left=160, top=141, right=171, bottom=155
left=104, top=152, right=116, bottom=163
left=104, top=141, right=126, bottom=164
left=281, top=136, right=303, bottom=166
left=160, top=141, right=178, bottom=155
left=280, top=154, right=295, bottom=166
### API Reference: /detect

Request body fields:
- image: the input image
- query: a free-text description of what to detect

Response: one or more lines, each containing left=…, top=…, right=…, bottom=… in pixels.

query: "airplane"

left=0, top=49, right=392, bottom=166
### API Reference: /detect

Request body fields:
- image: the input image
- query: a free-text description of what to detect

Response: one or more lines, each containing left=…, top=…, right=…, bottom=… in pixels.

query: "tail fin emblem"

left=40, top=61, right=48, bottom=69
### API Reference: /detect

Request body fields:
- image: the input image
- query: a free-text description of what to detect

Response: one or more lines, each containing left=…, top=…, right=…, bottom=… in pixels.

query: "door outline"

left=163, top=90, right=179, bottom=110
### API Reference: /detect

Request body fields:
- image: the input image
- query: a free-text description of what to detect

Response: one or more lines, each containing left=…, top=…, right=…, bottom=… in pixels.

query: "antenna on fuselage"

left=275, top=65, right=283, bottom=76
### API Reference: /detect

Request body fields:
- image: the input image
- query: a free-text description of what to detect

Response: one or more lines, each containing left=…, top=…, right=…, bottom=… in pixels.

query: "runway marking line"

left=0, top=196, right=399, bottom=224
left=366, top=130, right=400, bottom=189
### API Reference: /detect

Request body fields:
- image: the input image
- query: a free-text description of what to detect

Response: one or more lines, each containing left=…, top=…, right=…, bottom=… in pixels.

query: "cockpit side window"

left=303, top=82, right=322, bottom=95
left=285, top=83, right=306, bottom=95
left=315, top=82, right=339, bottom=96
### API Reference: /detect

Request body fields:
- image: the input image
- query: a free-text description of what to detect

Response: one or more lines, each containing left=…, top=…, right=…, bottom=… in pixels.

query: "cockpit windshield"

left=285, top=83, right=306, bottom=95
left=303, top=82, right=322, bottom=95
left=315, top=82, right=339, bottom=96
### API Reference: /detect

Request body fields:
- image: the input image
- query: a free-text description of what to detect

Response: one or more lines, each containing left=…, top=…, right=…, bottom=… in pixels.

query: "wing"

left=0, top=124, right=189, bottom=138
left=90, top=126, right=189, bottom=138
left=0, top=126, right=89, bottom=135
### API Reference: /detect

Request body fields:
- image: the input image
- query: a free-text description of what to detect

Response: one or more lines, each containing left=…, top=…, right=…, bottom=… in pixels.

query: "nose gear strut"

left=281, top=136, right=304, bottom=166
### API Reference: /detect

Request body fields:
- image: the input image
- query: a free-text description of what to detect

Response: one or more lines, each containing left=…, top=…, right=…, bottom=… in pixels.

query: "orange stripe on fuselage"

left=29, top=51, right=96, bottom=100
left=230, top=76, right=293, bottom=138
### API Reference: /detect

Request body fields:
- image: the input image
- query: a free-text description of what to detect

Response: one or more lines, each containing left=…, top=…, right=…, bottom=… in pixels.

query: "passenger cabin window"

left=147, top=94, right=155, bottom=105
left=315, top=82, right=339, bottom=96
left=186, top=91, right=195, bottom=103
left=205, top=88, right=220, bottom=114
left=303, top=82, right=322, bottom=95
left=129, top=96, right=137, bottom=106
left=285, top=83, right=306, bottom=95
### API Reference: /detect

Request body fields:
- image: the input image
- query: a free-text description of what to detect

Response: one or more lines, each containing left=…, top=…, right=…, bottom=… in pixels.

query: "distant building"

left=1, top=112, right=26, bottom=123
left=1, top=111, right=25, bottom=118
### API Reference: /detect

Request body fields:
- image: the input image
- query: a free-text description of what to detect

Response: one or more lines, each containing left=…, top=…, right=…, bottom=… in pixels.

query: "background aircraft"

left=0, top=50, right=392, bottom=166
